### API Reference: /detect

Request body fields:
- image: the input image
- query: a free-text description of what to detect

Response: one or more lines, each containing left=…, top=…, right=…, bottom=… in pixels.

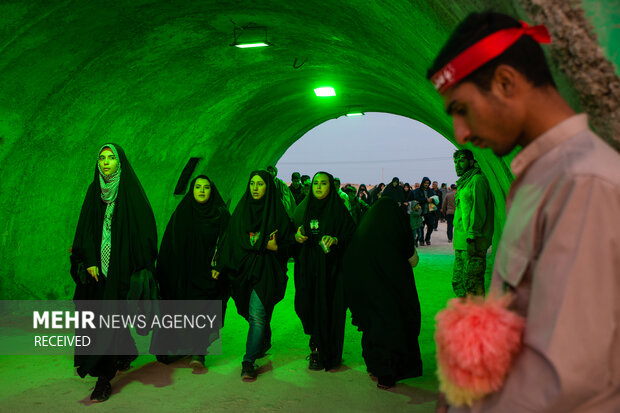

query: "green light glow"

left=314, top=87, right=336, bottom=97
left=234, top=42, right=270, bottom=48
left=345, top=112, right=364, bottom=117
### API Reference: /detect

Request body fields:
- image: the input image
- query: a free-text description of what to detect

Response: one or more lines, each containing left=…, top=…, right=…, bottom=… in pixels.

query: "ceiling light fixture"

left=314, top=87, right=336, bottom=97
left=231, top=25, right=272, bottom=48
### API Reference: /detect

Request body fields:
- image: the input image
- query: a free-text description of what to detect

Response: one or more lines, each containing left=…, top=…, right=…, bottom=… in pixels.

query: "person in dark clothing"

left=357, top=184, right=370, bottom=205
left=212, top=170, right=294, bottom=380
left=381, top=177, right=405, bottom=207
left=368, top=183, right=385, bottom=205
left=301, top=174, right=312, bottom=198
left=70, top=143, right=157, bottom=402
left=356, top=184, right=370, bottom=216
left=441, top=184, right=457, bottom=242
left=413, top=177, right=436, bottom=245
left=289, top=172, right=305, bottom=205
left=402, top=182, right=414, bottom=215
left=343, top=185, right=364, bottom=225
left=154, top=175, right=230, bottom=369
left=343, top=197, right=422, bottom=389
left=432, top=181, right=443, bottom=230
left=293, top=172, right=356, bottom=371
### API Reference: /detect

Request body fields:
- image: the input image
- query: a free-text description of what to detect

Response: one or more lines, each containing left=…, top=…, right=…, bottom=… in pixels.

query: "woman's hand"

left=211, top=269, right=220, bottom=280
left=295, top=226, right=308, bottom=244
left=87, top=266, right=99, bottom=282
left=321, top=235, right=338, bottom=249
left=266, top=230, right=279, bottom=251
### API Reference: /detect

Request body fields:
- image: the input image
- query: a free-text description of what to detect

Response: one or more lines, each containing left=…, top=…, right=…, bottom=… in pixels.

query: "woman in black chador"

left=213, top=170, right=293, bottom=380
left=342, top=197, right=422, bottom=389
left=70, top=144, right=157, bottom=402
left=155, top=175, right=230, bottom=368
left=293, top=172, right=356, bottom=371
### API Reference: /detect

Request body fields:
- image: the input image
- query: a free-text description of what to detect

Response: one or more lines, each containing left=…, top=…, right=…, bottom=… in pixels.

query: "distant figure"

left=368, top=183, right=385, bottom=205
left=451, top=150, right=494, bottom=297
left=409, top=200, right=424, bottom=247
left=431, top=181, right=443, bottom=230
left=381, top=177, right=405, bottom=206
left=289, top=172, right=305, bottom=205
left=441, top=184, right=457, bottom=242
left=343, top=197, right=422, bottom=389
left=266, top=165, right=296, bottom=219
left=413, top=177, right=436, bottom=245
left=343, top=185, right=363, bottom=225
left=301, top=174, right=311, bottom=198
left=356, top=184, right=370, bottom=205
left=333, top=177, right=351, bottom=211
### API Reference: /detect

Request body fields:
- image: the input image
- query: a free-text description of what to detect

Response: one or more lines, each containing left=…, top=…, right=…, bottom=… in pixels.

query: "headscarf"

left=294, top=171, right=354, bottom=244
left=156, top=175, right=229, bottom=299
left=216, top=170, right=292, bottom=273
left=97, top=144, right=121, bottom=204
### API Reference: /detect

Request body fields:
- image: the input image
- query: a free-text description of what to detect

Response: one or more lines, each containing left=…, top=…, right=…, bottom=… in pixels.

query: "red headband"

left=431, top=21, right=551, bottom=93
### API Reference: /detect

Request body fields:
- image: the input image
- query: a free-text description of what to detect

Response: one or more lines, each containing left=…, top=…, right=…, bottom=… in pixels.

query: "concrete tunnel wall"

left=0, top=0, right=618, bottom=300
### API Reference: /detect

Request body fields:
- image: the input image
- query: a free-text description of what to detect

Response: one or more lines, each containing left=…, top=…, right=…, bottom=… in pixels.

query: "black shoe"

left=306, top=351, right=324, bottom=370
left=189, top=355, right=205, bottom=369
left=241, top=361, right=258, bottom=380
left=90, top=377, right=111, bottom=402
left=377, top=374, right=396, bottom=389
left=426, top=241, right=431, bottom=246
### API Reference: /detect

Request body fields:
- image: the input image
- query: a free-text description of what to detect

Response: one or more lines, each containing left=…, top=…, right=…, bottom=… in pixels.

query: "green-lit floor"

left=0, top=222, right=489, bottom=413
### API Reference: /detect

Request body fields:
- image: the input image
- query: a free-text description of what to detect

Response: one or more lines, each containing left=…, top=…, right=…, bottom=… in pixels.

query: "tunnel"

left=0, top=0, right=618, bottom=302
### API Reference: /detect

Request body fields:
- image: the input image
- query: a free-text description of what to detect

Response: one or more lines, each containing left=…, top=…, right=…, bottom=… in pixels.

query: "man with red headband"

left=429, top=11, right=620, bottom=413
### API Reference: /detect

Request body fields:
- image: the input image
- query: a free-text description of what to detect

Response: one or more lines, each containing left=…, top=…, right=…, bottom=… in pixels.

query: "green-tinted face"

left=312, top=174, right=330, bottom=200
left=98, top=148, right=118, bottom=176
left=193, top=178, right=211, bottom=204
left=250, top=175, right=266, bottom=200
left=454, top=155, right=473, bottom=177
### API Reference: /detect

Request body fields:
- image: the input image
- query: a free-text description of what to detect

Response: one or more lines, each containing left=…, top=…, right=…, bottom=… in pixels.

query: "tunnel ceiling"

left=1, top=0, right=618, bottom=299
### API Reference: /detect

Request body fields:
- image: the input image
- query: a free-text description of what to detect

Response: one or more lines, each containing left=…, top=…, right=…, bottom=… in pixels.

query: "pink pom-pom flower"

left=435, top=293, right=525, bottom=407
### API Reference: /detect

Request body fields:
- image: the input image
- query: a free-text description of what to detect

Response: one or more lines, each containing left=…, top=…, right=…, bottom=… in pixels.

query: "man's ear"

left=492, top=65, right=521, bottom=98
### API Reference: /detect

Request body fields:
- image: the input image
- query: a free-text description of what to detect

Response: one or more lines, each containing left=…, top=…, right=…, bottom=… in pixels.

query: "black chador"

left=342, top=197, right=423, bottom=388
left=293, top=172, right=356, bottom=371
left=152, top=175, right=230, bottom=364
left=70, top=143, right=157, bottom=401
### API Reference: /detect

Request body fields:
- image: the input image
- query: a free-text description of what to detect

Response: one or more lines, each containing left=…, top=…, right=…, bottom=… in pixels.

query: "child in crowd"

left=409, top=200, right=424, bottom=247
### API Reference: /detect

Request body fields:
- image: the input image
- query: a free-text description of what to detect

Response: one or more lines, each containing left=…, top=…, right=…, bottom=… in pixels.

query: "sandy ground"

left=0, top=221, right=485, bottom=413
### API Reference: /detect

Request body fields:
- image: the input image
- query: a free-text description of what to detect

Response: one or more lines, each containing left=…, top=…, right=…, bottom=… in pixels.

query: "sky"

left=276, top=112, right=459, bottom=187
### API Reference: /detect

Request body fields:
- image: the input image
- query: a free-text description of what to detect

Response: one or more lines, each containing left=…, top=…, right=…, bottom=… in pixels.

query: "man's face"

left=432, top=182, right=438, bottom=190
left=423, top=181, right=430, bottom=190
left=292, top=177, right=301, bottom=188
left=442, top=80, right=523, bottom=156
left=454, top=154, right=473, bottom=177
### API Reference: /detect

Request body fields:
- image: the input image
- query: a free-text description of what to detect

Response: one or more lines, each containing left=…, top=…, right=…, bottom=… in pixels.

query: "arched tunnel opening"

left=0, top=1, right=618, bottom=410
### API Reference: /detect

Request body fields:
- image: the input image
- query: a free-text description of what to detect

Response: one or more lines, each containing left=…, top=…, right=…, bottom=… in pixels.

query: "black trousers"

left=423, top=213, right=435, bottom=242
left=446, top=214, right=454, bottom=241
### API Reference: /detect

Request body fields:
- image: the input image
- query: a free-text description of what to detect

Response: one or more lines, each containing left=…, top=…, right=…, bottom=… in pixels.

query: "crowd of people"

left=68, top=10, right=620, bottom=411
left=71, top=152, right=425, bottom=401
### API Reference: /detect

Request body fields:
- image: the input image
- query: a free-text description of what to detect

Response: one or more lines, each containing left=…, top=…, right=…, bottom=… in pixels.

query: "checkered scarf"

left=97, top=144, right=121, bottom=277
